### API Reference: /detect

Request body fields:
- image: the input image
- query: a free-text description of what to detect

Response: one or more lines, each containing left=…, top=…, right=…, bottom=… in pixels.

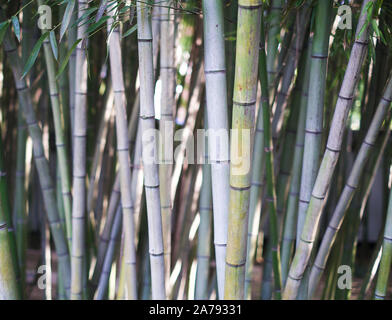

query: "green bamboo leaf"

left=49, top=30, right=58, bottom=60
left=56, top=38, right=81, bottom=78
left=22, top=31, right=49, bottom=79
left=87, top=15, right=110, bottom=34
left=11, top=16, right=20, bottom=42
left=0, top=21, right=10, bottom=45
left=122, top=24, right=137, bottom=38
left=60, top=0, right=75, bottom=41
left=371, top=19, right=381, bottom=38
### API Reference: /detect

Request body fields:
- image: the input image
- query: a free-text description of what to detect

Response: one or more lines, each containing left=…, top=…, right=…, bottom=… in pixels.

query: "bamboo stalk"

left=224, top=0, right=262, bottom=300
left=280, top=42, right=311, bottom=285
left=308, top=73, right=392, bottom=298
left=266, top=0, right=283, bottom=88
left=283, top=0, right=375, bottom=300
left=37, top=0, right=73, bottom=253
left=374, top=166, right=392, bottom=299
left=202, top=0, right=230, bottom=298
left=296, top=0, right=332, bottom=246
left=71, top=0, right=89, bottom=300
left=195, top=111, right=212, bottom=300
left=137, top=0, right=166, bottom=299
left=159, top=0, right=175, bottom=291
left=107, top=5, right=137, bottom=299
left=2, top=21, right=71, bottom=295
left=0, top=135, right=19, bottom=299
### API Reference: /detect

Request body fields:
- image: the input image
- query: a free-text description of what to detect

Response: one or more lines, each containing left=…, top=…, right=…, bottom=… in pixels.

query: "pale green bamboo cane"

left=91, top=98, right=140, bottom=295
left=13, top=1, right=32, bottom=288
left=280, top=42, right=311, bottom=285
left=224, top=0, right=262, bottom=300
left=308, top=73, right=392, bottom=298
left=68, top=1, right=77, bottom=152
left=0, top=214, right=18, bottom=299
left=137, top=0, right=166, bottom=299
left=202, top=0, right=230, bottom=298
left=95, top=204, right=122, bottom=299
left=71, top=0, right=89, bottom=300
left=194, top=113, right=212, bottom=300
left=86, top=82, right=114, bottom=228
left=374, top=161, right=392, bottom=299
left=2, top=21, right=71, bottom=295
left=259, top=11, right=284, bottom=299
left=296, top=0, right=333, bottom=246
left=159, top=0, right=175, bottom=291
left=107, top=5, right=137, bottom=299
left=283, top=0, right=374, bottom=300
left=266, top=0, right=283, bottom=88
left=0, top=133, right=20, bottom=299
left=271, top=2, right=311, bottom=140
left=244, top=31, right=267, bottom=298
left=37, top=0, right=73, bottom=253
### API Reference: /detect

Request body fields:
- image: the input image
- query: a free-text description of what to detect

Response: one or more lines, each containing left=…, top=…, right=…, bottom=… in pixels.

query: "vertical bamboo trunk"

left=68, top=1, right=77, bottom=151
left=0, top=136, right=19, bottom=299
left=374, top=171, right=392, bottom=299
left=107, top=5, right=137, bottom=299
left=266, top=0, right=283, bottom=88
left=137, top=0, right=166, bottom=299
left=308, top=73, right=392, bottom=298
left=202, top=0, right=230, bottom=298
left=2, top=22, right=71, bottom=295
left=296, top=0, right=332, bottom=245
left=71, top=0, right=89, bottom=300
left=195, top=111, right=212, bottom=300
left=244, top=17, right=267, bottom=298
left=280, top=41, right=312, bottom=285
left=13, top=1, right=32, bottom=289
left=259, top=12, right=283, bottom=299
left=37, top=0, right=73, bottom=253
left=159, top=0, right=175, bottom=291
left=224, top=0, right=262, bottom=300
left=283, top=0, right=374, bottom=300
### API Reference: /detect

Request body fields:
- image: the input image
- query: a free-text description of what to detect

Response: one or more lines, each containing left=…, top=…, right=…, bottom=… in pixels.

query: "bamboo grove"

left=0, top=0, right=391, bottom=300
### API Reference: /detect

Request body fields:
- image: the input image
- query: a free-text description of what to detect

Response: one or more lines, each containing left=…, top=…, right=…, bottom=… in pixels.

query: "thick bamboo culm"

left=159, top=0, right=175, bottom=292
left=71, top=0, right=89, bottom=300
left=136, top=0, right=166, bottom=300
left=283, top=0, right=375, bottom=300
left=296, top=0, right=332, bottom=246
left=107, top=3, right=137, bottom=300
left=224, top=0, right=262, bottom=300
left=194, top=108, right=212, bottom=300
left=374, top=168, right=392, bottom=299
left=202, top=0, right=230, bottom=299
